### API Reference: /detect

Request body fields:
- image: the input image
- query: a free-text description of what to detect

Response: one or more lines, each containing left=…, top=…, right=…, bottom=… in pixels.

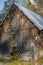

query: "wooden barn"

left=0, top=2, right=43, bottom=60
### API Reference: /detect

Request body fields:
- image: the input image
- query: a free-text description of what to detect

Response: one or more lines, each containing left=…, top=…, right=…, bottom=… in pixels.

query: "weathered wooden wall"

left=0, top=4, right=43, bottom=57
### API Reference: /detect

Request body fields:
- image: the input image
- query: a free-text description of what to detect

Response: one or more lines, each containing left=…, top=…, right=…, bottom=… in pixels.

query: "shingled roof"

left=0, top=2, right=43, bottom=31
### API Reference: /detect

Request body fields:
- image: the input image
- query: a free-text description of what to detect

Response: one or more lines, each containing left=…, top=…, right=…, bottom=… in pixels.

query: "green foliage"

left=38, top=0, right=43, bottom=4
left=0, top=21, right=2, bottom=24
left=26, top=0, right=36, bottom=11
left=38, top=0, right=43, bottom=7
left=0, top=56, right=9, bottom=61
left=13, top=53, right=19, bottom=60
left=26, top=0, right=43, bottom=16
left=38, top=58, right=43, bottom=63
left=0, top=28, right=2, bottom=32
left=26, top=5, right=36, bottom=11
left=6, top=60, right=32, bottom=65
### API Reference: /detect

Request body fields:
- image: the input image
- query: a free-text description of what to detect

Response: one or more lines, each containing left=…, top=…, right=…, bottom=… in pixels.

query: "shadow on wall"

left=0, top=41, right=10, bottom=55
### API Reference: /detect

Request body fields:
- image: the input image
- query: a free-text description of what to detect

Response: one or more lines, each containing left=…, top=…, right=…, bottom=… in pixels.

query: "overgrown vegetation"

left=38, top=0, right=43, bottom=7
left=6, top=60, right=32, bottom=65
left=26, top=0, right=36, bottom=11
left=38, top=57, right=43, bottom=63
left=26, top=0, right=43, bottom=16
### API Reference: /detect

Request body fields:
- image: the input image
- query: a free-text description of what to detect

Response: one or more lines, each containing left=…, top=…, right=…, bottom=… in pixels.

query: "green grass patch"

left=6, top=60, right=32, bottom=65
left=38, top=58, right=43, bottom=63
left=0, top=56, right=7, bottom=61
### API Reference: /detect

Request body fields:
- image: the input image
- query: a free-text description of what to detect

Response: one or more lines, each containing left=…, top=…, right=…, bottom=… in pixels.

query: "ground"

left=0, top=57, right=43, bottom=65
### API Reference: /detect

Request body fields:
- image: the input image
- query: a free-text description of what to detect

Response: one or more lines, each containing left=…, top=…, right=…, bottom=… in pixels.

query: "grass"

left=6, top=60, right=32, bottom=65
left=0, top=56, right=7, bottom=61
left=38, top=58, right=43, bottom=63
left=0, top=53, right=33, bottom=65
left=0, top=55, right=43, bottom=65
